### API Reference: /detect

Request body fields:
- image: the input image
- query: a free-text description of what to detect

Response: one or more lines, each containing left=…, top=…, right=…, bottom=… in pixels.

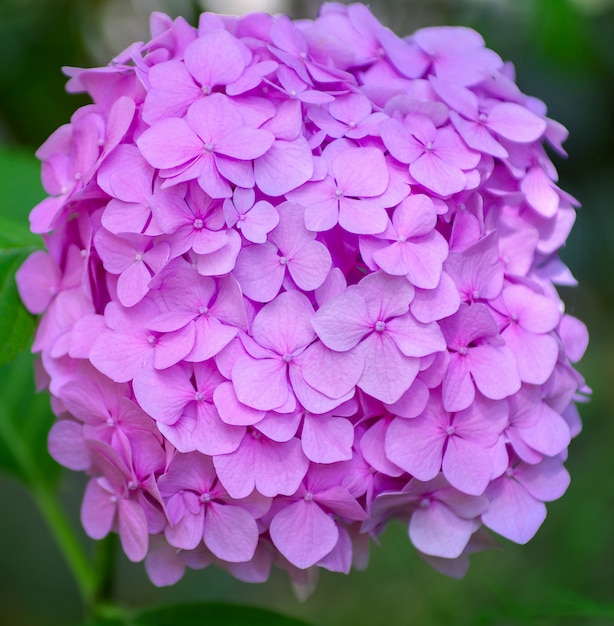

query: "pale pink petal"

left=469, top=344, right=521, bottom=400
left=231, top=355, right=289, bottom=411
left=137, top=118, right=202, bottom=169
left=442, top=437, right=492, bottom=495
left=118, top=498, right=149, bottom=562
left=410, top=501, right=475, bottom=558
left=487, top=102, right=546, bottom=142
left=270, top=499, right=338, bottom=569
left=483, top=476, right=546, bottom=544
left=203, top=502, right=258, bottom=563
left=81, top=479, right=115, bottom=539
left=385, top=415, right=443, bottom=480
left=301, top=413, right=354, bottom=463
left=287, top=241, right=332, bottom=291
left=254, top=136, right=314, bottom=196
left=311, top=291, right=371, bottom=351
left=357, top=332, right=419, bottom=404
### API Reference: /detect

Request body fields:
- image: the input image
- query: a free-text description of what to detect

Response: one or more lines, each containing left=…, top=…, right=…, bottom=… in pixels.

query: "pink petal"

left=288, top=240, right=332, bottom=291
left=118, top=498, right=149, bottom=562
left=333, top=147, right=389, bottom=197
left=184, top=31, right=247, bottom=89
left=469, top=343, right=521, bottom=400
left=357, top=332, right=420, bottom=404
left=487, top=102, right=546, bottom=142
left=203, top=502, right=258, bottom=563
left=442, top=437, right=492, bottom=495
left=410, top=500, right=475, bottom=558
left=232, top=355, right=289, bottom=411
left=233, top=243, right=284, bottom=303
left=270, top=499, right=338, bottom=569
left=251, top=290, right=315, bottom=355
left=192, top=403, right=245, bottom=455
left=48, top=420, right=90, bottom=470
left=301, top=413, right=354, bottom=463
left=137, top=118, right=202, bottom=169
left=410, top=152, right=466, bottom=197
left=311, top=291, right=371, bottom=351
left=81, top=478, right=115, bottom=539
left=385, top=415, right=444, bottom=480
left=254, top=136, right=314, bottom=196
left=300, top=342, right=364, bottom=399
left=483, top=476, right=546, bottom=544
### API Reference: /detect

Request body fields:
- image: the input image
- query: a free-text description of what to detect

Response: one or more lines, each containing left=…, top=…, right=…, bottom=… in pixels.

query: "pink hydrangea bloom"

left=17, top=3, right=588, bottom=590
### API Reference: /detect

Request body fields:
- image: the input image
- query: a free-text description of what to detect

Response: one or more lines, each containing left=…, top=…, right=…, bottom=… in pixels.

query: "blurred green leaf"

left=79, top=602, right=315, bottom=626
left=0, top=146, right=45, bottom=220
left=0, top=247, right=37, bottom=366
left=0, top=349, right=59, bottom=486
left=0, top=146, right=44, bottom=363
left=134, top=602, right=314, bottom=626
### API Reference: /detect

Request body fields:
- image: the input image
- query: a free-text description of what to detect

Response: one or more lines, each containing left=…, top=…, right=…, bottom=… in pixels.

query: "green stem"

left=93, top=533, right=118, bottom=608
left=31, top=481, right=98, bottom=606
left=0, top=405, right=98, bottom=610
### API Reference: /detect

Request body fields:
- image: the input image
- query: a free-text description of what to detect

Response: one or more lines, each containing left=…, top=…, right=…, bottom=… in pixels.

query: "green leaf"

left=134, top=603, right=314, bottom=626
left=0, top=349, right=59, bottom=486
left=0, top=215, right=41, bottom=248
left=0, top=147, right=45, bottom=365
left=0, top=146, right=45, bottom=221
left=79, top=603, right=315, bottom=626
left=0, top=247, right=37, bottom=366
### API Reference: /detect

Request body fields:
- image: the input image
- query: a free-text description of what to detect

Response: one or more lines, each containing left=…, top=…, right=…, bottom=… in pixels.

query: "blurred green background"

left=1, top=0, right=613, bottom=624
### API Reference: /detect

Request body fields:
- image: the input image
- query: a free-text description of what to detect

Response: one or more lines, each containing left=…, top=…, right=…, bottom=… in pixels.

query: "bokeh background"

left=1, top=0, right=613, bottom=624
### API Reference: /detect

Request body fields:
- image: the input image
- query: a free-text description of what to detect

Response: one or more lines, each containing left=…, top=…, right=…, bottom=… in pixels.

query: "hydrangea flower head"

left=17, top=3, right=589, bottom=588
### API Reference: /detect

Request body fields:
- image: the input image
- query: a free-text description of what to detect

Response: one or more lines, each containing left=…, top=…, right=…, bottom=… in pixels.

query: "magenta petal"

left=216, top=126, right=274, bottom=160
left=386, top=313, right=446, bottom=357
left=214, top=435, right=308, bottom=498
left=333, top=147, right=388, bottom=197
left=15, top=251, right=60, bottom=314
left=338, top=197, right=389, bottom=235
left=251, top=290, right=315, bottom=354
left=90, top=331, right=152, bottom=383
left=503, top=326, right=558, bottom=385
left=521, top=404, right=570, bottom=457
left=270, top=499, right=338, bottom=569
left=165, top=510, right=204, bottom=550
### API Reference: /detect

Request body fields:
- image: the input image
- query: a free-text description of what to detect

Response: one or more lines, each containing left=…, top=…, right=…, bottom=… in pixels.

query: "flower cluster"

left=17, top=3, right=588, bottom=587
